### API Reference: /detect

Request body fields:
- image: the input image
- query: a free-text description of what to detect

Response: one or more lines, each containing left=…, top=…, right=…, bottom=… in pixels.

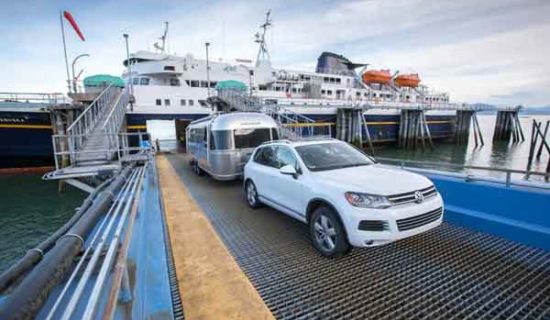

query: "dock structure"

left=454, top=110, right=484, bottom=146
left=157, top=155, right=274, bottom=319
left=493, top=107, right=525, bottom=143
left=157, top=153, right=550, bottom=319
left=44, top=83, right=151, bottom=192
left=526, top=119, right=550, bottom=181
left=398, top=109, right=433, bottom=149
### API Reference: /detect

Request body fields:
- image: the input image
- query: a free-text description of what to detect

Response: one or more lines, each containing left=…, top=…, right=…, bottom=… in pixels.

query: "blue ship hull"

left=0, top=109, right=456, bottom=168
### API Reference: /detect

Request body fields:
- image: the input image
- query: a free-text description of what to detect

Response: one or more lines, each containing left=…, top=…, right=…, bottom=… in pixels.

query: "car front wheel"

left=310, top=206, right=350, bottom=258
left=245, top=180, right=261, bottom=208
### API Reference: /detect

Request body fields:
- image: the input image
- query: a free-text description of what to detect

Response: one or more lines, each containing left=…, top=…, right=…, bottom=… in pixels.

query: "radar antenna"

left=154, top=21, right=169, bottom=54
left=254, top=10, right=272, bottom=67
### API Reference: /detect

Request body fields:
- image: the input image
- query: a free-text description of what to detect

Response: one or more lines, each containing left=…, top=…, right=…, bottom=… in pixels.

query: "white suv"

left=243, top=139, right=444, bottom=257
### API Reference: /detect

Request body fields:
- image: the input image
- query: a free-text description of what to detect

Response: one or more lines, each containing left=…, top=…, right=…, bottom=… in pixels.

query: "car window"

left=253, top=146, right=277, bottom=168
left=275, top=146, right=298, bottom=169
left=295, top=142, right=373, bottom=171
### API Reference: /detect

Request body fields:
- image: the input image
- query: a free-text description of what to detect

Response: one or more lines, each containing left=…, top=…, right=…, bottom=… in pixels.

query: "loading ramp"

left=165, top=153, right=550, bottom=319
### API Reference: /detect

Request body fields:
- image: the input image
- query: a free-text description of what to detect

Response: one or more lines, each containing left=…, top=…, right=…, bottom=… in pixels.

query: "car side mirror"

left=280, top=165, right=298, bottom=179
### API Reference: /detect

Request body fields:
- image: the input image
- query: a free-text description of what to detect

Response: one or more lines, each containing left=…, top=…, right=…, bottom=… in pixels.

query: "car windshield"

left=295, top=142, right=374, bottom=172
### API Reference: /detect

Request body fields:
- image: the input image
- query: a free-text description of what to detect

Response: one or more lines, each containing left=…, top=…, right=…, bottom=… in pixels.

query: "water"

left=375, top=115, right=550, bottom=179
left=0, top=174, right=85, bottom=273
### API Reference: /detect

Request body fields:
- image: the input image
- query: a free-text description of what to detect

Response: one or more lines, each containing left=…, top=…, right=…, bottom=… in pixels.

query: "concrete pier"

left=156, top=155, right=273, bottom=320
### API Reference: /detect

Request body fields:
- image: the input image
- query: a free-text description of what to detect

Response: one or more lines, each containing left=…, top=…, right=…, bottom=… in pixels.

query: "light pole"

left=205, top=42, right=211, bottom=97
left=71, top=53, right=89, bottom=93
left=123, top=33, right=133, bottom=97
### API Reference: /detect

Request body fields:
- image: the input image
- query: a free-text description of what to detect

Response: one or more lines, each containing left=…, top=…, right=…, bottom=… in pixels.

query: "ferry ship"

left=0, top=12, right=457, bottom=168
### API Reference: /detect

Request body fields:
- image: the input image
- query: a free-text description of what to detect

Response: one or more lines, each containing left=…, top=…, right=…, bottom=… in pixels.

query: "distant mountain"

left=521, top=105, right=550, bottom=115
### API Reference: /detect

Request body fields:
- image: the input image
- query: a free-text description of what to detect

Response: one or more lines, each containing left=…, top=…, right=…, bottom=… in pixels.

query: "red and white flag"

left=63, top=11, right=85, bottom=41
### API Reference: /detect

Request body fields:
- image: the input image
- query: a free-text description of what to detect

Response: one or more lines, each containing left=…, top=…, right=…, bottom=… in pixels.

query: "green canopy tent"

left=215, top=80, right=247, bottom=91
left=83, top=74, right=125, bottom=88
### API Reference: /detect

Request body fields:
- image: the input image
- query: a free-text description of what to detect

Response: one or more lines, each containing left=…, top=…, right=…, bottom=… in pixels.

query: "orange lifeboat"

left=362, top=69, right=391, bottom=85
left=394, top=73, right=420, bottom=88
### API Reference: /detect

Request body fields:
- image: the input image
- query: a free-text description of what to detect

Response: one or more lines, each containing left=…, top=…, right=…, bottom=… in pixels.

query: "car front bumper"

left=343, top=194, right=444, bottom=247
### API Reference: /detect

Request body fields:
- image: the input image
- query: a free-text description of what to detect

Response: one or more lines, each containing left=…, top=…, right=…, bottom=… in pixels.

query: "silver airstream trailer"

left=186, top=112, right=279, bottom=180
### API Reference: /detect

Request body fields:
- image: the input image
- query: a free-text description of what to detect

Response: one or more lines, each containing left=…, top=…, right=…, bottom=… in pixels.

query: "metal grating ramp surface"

left=167, top=154, right=550, bottom=320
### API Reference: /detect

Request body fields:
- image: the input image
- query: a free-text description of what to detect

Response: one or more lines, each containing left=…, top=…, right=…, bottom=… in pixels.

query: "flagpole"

left=60, top=11, right=72, bottom=94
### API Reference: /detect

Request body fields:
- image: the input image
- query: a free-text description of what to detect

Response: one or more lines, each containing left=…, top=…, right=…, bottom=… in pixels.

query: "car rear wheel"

left=310, top=206, right=349, bottom=258
left=245, top=180, right=262, bottom=208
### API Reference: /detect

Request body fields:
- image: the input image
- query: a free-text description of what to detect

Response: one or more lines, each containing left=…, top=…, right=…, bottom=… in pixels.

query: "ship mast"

left=154, top=21, right=169, bottom=54
left=254, top=10, right=272, bottom=67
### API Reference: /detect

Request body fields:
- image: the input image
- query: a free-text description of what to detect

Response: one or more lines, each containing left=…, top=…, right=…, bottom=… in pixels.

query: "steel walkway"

left=166, top=153, right=550, bottom=320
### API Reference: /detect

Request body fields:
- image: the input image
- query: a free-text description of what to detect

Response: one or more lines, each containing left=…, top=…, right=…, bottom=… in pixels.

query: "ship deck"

left=157, top=153, right=550, bottom=319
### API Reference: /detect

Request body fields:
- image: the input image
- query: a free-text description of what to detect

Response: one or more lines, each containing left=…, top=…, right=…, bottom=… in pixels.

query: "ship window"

left=336, top=78, right=341, bottom=84
left=200, top=81, right=208, bottom=88
left=210, top=81, right=217, bottom=88
left=189, top=100, right=194, bottom=106
left=184, top=80, right=190, bottom=86
left=327, top=90, right=332, bottom=95
left=164, top=99, right=170, bottom=106
left=132, top=78, right=139, bottom=85
left=321, top=90, right=326, bottom=94
left=140, top=78, right=150, bottom=85
left=190, top=80, right=199, bottom=87
left=170, top=78, right=180, bottom=86
left=356, top=92, right=361, bottom=97
left=180, top=99, right=186, bottom=106
left=155, top=99, right=161, bottom=106
left=198, top=100, right=207, bottom=107
left=292, top=88, right=297, bottom=93
left=259, top=85, right=267, bottom=91
left=164, top=65, right=176, bottom=71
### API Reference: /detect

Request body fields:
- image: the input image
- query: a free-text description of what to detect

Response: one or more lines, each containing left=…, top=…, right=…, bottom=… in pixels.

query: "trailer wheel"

left=193, top=161, right=203, bottom=176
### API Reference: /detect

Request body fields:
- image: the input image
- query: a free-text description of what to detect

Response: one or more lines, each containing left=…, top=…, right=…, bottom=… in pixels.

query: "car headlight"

left=345, top=192, right=392, bottom=209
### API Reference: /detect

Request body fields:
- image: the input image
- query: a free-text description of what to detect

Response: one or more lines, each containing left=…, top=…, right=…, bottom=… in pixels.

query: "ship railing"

left=51, top=132, right=152, bottom=170
left=66, top=83, right=120, bottom=151
left=376, top=157, right=550, bottom=188
left=0, top=92, right=67, bottom=104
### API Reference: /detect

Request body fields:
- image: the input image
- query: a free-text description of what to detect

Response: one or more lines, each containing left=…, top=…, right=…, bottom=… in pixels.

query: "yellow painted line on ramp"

left=156, top=155, right=274, bottom=320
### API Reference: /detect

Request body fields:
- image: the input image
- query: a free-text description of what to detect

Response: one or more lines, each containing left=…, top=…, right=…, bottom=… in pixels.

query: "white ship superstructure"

left=122, top=13, right=451, bottom=117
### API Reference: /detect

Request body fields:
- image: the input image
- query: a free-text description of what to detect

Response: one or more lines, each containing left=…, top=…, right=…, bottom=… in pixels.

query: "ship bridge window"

left=210, top=81, right=217, bottom=88
left=170, top=78, right=180, bottom=86
left=140, top=78, right=150, bottom=85
left=164, top=65, right=176, bottom=71
left=200, top=81, right=208, bottom=88
left=259, top=85, right=267, bottom=91
left=335, top=78, right=341, bottom=84
left=155, top=99, right=161, bottom=106
left=190, top=80, right=199, bottom=87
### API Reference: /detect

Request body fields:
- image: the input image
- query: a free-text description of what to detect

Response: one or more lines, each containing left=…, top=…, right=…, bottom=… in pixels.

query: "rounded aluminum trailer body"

left=186, top=112, right=278, bottom=180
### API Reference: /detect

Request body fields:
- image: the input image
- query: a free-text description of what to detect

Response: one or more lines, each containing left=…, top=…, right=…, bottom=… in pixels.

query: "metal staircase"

left=44, top=84, right=150, bottom=190
left=217, top=89, right=331, bottom=139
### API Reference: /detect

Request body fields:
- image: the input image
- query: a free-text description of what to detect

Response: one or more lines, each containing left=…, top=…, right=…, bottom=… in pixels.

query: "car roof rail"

left=261, top=139, right=291, bottom=145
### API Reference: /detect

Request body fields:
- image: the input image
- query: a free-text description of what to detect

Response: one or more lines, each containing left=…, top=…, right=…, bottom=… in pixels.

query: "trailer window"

left=210, top=130, right=232, bottom=150
left=234, top=128, right=272, bottom=149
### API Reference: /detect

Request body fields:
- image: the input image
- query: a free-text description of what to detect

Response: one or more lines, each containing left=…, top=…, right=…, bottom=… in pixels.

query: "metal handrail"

left=376, top=157, right=550, bottom=187
left=67, top=83, right=115, bottom=132
left=0, top=92, right=66, bottom=103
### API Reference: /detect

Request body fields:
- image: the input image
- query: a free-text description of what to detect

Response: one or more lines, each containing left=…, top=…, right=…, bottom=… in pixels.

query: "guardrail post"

left=505, top=171, right=511, bottom=187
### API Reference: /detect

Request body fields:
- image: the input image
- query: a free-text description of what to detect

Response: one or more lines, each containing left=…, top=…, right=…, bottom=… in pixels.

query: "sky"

left=1, top=0, right=549, bottom=107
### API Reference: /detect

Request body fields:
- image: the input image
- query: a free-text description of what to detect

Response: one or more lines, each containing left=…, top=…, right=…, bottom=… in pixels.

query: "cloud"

left=0, top=0, right=548, bottom=106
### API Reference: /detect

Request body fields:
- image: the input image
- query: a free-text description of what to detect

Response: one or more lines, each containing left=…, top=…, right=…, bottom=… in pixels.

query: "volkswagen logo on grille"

left=414, top=191, right=424, bottom=203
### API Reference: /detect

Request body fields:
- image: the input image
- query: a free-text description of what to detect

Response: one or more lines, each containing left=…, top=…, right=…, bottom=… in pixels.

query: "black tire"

left=193, top=161, right=203, bottom=176
left=245, top=180, right=262, bottom=208
left=309, top=206, right=350, bottom=258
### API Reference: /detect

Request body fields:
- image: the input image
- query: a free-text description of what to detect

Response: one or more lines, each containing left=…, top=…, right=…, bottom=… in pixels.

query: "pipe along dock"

left=0, top=153, right=549, bottom=319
